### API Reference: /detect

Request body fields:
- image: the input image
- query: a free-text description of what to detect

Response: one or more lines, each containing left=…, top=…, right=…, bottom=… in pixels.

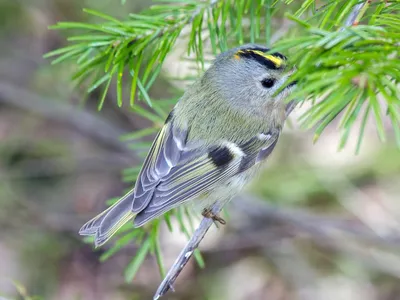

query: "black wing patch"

left=209, top=146, right=234, bottom=167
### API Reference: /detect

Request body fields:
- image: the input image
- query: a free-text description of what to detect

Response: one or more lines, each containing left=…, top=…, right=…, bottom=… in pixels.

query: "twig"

left=153, top=202, right=223, bottom=299
left=342, top=1, right=369, bottom=29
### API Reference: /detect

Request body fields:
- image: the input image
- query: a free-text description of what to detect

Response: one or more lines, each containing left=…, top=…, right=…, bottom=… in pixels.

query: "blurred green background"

left=1, top=1, right=400, bottom=299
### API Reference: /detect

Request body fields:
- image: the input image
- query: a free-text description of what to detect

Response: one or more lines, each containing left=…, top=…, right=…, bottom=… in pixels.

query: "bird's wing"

left=130, top=113, right=188, bottom=213
left=133, top=119, right=280, bottom=226
left=79, top=111, right=280, bottom=245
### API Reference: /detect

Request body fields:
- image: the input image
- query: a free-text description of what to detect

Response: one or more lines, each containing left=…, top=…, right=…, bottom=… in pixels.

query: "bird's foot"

left=202, top=208, right=226, bottom=226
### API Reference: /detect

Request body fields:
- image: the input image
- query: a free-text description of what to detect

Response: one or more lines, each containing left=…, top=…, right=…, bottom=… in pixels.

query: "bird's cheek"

left=263, top=100, right=275, bottom=114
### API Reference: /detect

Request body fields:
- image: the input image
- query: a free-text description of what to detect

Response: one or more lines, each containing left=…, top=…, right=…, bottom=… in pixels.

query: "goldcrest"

left=80, top=44, right=297, bottom=247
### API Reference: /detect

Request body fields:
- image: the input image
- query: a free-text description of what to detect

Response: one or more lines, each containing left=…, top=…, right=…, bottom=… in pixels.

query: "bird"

left=79, top=44, right=297, bottom=247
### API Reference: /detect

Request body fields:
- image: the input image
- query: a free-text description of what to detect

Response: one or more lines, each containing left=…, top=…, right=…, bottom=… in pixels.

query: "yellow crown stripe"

left=251, top=50, right=284, bottom=67
left=235, top=49, right=285, bottom=68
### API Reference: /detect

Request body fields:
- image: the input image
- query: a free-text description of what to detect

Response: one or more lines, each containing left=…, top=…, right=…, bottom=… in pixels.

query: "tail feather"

left=79, top=189, right=136, bottom=247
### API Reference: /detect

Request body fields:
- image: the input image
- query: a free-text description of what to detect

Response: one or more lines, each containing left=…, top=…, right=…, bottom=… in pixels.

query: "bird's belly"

left=188, top=166, right=261, bottom=213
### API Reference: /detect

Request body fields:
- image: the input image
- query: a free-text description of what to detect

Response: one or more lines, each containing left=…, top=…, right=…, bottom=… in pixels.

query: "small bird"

left=79, top=44, right=297, bottom=247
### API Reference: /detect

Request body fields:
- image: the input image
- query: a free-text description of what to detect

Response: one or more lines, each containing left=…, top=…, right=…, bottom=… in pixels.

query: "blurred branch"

left=0, top=81, right=135, bottom=159
left=299, top=158, right=400, bottom=244
left=0, top=154, right=132, bottom=180
left=231, top=195, right=400, bottom=247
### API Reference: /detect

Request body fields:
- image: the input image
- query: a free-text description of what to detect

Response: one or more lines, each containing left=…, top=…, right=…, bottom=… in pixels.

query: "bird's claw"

left=202, top=209, right=226, bottom=226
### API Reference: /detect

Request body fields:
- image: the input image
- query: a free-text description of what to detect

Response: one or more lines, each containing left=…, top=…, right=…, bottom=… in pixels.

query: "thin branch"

left=342, top=1, right=369, bottom=29
left=153, top=202, right=223, bottom=300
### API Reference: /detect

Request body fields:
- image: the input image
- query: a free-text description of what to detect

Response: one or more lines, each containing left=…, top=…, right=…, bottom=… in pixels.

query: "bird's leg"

left=202, top=208, right=226, bottom=225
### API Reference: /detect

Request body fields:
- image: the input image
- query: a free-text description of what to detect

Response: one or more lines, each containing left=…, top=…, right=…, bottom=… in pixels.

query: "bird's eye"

left=261, top=78, right=275, bottom=89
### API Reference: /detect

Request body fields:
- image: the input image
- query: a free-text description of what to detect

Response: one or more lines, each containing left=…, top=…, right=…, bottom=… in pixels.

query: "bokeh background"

left=1, top=1, right=400, bottom=299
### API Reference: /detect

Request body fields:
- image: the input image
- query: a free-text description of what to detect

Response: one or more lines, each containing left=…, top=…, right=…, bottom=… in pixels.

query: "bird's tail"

left=79, top=190, right=136, bottom=247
